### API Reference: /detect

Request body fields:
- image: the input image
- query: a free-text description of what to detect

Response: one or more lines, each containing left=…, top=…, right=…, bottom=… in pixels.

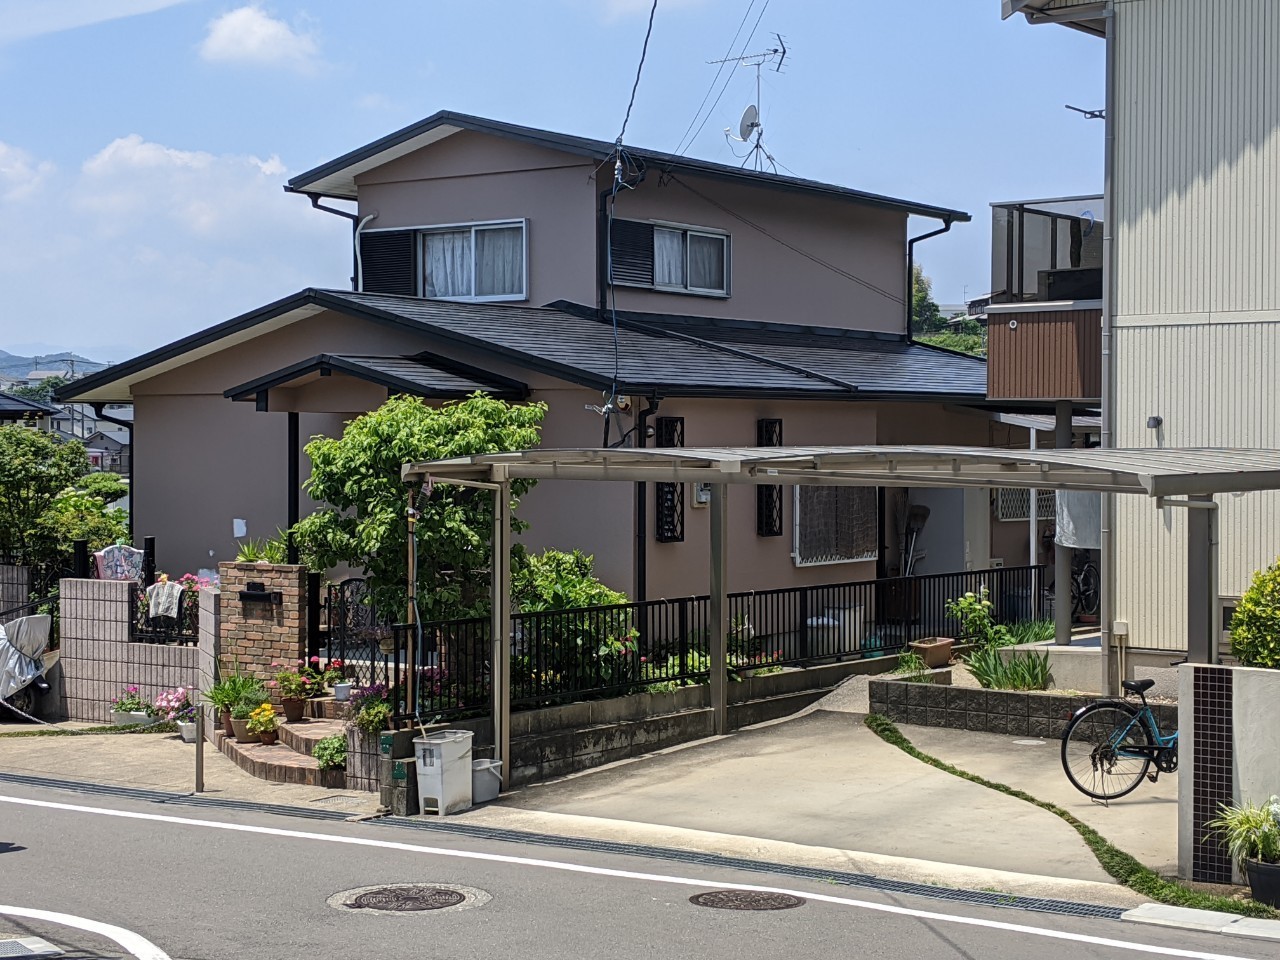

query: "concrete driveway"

left=495, top=710, right=1127, bottom=886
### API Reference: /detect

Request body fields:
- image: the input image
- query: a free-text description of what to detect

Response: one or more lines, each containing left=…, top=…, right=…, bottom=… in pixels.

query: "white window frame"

left=613, top=218, right=731, bottom=298
left=792, top=485, right=880, bottom=567
left=365, top=219, right=527, bottom=303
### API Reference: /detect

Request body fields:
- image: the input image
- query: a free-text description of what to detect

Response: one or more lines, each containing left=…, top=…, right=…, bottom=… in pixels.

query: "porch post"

left=286, top=411, right=300, bottom=565
left=1054, top=400, right=1073, bottom=644
left=1186, top=495, right=1219, bottom=664
left=709, top=483, right=729, bottom=736
left=490, top=471, right=513, bottom=783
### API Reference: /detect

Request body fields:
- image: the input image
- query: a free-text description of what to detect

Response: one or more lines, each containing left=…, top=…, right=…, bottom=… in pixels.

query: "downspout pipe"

left=353, top=213, right=379, bottom=292
left=905, top=217, right=954, bottom=342
left=91, top=403, right=134, bottom=542
left=301, top=193, right=375, bottom=292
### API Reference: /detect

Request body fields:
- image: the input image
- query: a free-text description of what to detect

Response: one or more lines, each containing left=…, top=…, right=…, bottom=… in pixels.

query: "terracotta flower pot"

left=258, top=730, right=279, bottom=746
left=908, top=637, right=955, bottom=669
left=281, top=697, right=306, bottom=723
left=220, top=709, right=234, bottom=737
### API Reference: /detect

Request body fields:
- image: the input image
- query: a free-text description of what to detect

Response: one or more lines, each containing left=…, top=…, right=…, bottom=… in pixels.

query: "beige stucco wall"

left=1110, top=0, right=1280, bottom=650
left=351, top=130, right=908, bottom=333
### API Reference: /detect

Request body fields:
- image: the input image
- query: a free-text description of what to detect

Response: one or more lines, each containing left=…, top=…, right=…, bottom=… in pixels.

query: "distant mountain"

left=0, top=351, right=108, bottom=380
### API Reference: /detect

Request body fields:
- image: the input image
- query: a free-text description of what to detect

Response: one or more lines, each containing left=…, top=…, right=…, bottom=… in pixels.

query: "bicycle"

left=1060, top=676, right=1178, bottom=800
left=1071, top=552, right=1100, bottom=619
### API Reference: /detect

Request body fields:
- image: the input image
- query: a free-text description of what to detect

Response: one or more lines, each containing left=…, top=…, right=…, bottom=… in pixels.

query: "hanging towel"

left=146, top=580, right=184, bottom=620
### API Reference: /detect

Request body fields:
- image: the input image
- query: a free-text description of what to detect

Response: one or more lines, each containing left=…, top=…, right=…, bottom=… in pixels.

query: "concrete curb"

left=1122, top=903, right=1280, bottom=941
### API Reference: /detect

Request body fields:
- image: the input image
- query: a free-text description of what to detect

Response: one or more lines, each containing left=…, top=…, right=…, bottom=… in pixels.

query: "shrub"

left=892, top=651, right=931, bottom=682
left=513, top=549, right=627, bottom=611
left=1231, top=559, right=1280, bottom=668
left=1007, top=619, right=1055, bottom=645
left=945, top=587, right=1012, bottom=646
left=313, top=734, right=347, bottom=770
left=966, top=646, right=1052, bottom=691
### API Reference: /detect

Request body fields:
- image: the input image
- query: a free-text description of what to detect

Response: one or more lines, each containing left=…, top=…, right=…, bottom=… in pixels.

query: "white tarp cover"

left=0, top=614, right=51, bottom=700
left=1056, top=491, right=1101, bottom=549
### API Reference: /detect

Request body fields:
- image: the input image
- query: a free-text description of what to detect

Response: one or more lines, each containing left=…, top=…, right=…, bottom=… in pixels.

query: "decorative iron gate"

left=326, top=578, right=401, bottom=690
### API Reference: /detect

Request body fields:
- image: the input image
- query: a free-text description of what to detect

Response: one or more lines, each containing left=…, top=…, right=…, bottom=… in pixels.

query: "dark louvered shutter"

left=655, top=416, right=685, bottom=543
left=609, top=219, right=654, bottom=286
left=360, top=230, right=417, bottom=295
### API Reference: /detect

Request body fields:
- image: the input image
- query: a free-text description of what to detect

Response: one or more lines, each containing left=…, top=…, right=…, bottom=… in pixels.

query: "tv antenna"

left=713, top=33, right=788, bottom=172
left=1065, top=104, right=1105, bottom=120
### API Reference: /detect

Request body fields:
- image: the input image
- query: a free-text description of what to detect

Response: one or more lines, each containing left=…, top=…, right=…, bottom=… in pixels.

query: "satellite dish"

left=738, top=104, right=759, bottom=141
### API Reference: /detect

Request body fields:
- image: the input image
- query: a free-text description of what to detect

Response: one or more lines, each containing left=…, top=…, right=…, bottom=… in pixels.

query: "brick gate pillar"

left=217, top=562, right=308, bottom=690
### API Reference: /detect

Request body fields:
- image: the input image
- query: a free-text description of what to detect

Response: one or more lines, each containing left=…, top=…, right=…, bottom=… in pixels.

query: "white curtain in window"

left=475, top=226, right=524, bottom=298
left=688, top=233, right=725, bottom=291
left=654, top=228, right=685, bottom=287
left=424, top=230, right=472, bottom=298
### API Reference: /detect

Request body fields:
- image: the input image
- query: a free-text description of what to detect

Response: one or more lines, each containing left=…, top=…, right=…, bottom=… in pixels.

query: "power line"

left=667, top=174, right=905, bottom=305
left=616, top=0, right=660, bottom=145
left=671, top=0, right=756, bottom=155
left=676, top=0, right=770, bottom=156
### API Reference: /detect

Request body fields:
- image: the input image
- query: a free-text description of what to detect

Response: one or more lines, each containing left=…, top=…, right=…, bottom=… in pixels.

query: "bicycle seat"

left=1122, top=678, right=1156, bottom=695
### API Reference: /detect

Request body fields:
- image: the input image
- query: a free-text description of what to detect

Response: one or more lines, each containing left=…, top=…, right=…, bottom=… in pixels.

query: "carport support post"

left=1054, top=401, right=1073, bottom=645
left=490, top=472, right=513, bottom=783
left=1186, top=495, right=1219, bottom=664
left=709, top=484, right=729, bottom=736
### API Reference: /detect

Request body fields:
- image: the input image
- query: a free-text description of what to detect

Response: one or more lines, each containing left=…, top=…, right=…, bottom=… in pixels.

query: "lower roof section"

left=403, top=446, right=1280, bottom=498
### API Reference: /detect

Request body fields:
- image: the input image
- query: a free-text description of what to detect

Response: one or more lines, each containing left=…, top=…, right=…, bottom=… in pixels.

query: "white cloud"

left=199, top=6, right=319, bottom=70
left=0, top=136, right=350, bottom=358
left=0, top=0, right=193, bottom=45
left=0, top=142, right=54, bottom=200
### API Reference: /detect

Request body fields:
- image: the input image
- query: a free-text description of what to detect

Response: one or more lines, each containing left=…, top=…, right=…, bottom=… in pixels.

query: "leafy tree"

left=293, top=394, right=547, bottom=623
left=513, top=549, right=627, bottom=612
left=0, top=426, right=89, bottom=559
left=917, top=330, right=987, bottom=357
left=9, top=376, right=68, bottom=405
left=911, top=264, right=946, bottom=335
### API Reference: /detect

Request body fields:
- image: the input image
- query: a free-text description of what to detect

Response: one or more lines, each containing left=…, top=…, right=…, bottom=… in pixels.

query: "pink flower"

left=310, top=656, right=320, bottom=664
left=265, top=680, right=278, bottom=688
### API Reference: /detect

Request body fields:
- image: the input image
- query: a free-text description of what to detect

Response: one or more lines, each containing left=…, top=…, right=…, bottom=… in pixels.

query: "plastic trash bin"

left=471, top=759, right=503, bottom=803
left=414, top=730, right=473, bottom=816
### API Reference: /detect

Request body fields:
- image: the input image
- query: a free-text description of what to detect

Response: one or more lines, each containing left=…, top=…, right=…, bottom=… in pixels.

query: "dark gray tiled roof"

left=0, top=391, right=59, bottom=418
left=332, top=354, right=524, bottom=397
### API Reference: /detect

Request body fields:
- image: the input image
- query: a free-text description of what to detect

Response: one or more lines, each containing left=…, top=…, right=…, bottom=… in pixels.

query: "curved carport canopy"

left=402, top=446, right=1280, bottom=777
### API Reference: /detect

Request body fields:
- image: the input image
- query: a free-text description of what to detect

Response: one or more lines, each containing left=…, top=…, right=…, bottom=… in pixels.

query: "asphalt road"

left=0, top=780, right=1272, bottom=960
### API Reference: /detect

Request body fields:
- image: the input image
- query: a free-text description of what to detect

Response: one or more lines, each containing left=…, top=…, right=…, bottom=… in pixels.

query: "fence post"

left=142, top=536, right=156, bottom=587
left=72, top=539, right=89, bottom=579
left=798, top=587, right=810, bottom=661
left=678, top=598, right=689, bottom=677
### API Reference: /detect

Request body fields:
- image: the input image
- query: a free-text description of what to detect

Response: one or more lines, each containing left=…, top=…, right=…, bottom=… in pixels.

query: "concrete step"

left=278, top=717, right=347, bottom=755
left=212, top=729, right=346, bottom=789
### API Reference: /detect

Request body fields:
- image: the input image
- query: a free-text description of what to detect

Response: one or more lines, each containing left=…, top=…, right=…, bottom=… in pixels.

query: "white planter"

left=333, top=682, right=352, bottom=702
left=177, top=721, right=197, bottom=743
left=471, top=759, right=503, bottom=803
left=110, top=711, right=154, bottom=727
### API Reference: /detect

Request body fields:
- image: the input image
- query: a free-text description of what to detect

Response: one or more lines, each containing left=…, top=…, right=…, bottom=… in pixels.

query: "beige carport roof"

left=404, top=445, right=1280, bottom=498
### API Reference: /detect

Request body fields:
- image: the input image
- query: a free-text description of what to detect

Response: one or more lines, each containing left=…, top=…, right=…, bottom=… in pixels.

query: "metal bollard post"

left=195, top=708, right=204, bottom=793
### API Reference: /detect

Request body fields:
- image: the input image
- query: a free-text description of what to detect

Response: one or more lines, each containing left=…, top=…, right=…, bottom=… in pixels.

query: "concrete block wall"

left=58, top=578, right=200, bottom=722
left=0, top=563, right=31, bottom=612
left=216, top=562, right=307, bottom=693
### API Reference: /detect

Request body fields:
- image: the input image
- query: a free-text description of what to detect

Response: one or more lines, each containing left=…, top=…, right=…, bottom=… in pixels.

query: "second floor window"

left=421, top=221, right=526, bottom=301
left=611, top=219, right=729, bottom=296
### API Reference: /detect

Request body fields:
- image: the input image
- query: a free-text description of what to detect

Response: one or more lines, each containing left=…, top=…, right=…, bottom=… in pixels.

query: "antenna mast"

left=712, top=33, right=788, bottom=172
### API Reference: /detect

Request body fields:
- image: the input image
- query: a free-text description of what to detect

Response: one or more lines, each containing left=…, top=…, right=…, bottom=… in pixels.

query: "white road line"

left=0, top=904, right=171, bottom=960
left=0, top=793, right=1256, bottom=960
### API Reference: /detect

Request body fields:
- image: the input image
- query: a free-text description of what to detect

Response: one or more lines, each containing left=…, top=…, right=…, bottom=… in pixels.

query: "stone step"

left=212, top=729, right=346, bottom=789
left=278, top=717, right=347, bottom=755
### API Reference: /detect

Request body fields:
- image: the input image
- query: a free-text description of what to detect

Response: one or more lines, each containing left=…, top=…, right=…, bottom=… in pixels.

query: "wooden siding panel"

left=986, top=308, right=1101, bottom=400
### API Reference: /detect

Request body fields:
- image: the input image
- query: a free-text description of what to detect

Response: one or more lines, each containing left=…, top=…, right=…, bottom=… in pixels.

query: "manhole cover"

left=689, top=890, right=806, bottom=911
left=327, top=883, right=488, bottom=915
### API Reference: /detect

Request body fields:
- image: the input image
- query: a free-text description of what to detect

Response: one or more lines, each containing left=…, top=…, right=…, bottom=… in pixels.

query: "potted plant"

left=272, top=661, right=313, bottom=722
left=907, top=636, right=954, bottom=669
left=246, top=702, right=280, bottom=745
left=203, top=672, right=263, bottom=737
left=109, top=686, right=153, bottom=726
left=1207, top=796, right=1280, bottom=906
left=153, top=686, right=197, bottom=742
left=312, top=734, right=347, bottom=770
left=229, top=696, right=260, bottom=744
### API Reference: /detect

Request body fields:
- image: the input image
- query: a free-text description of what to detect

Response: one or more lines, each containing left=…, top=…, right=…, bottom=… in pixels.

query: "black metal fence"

left=130, top=583, right=199, bottom=645
left=395, top=564, right=1048, bottom=722
left=325, top=577, right=403, bottom=693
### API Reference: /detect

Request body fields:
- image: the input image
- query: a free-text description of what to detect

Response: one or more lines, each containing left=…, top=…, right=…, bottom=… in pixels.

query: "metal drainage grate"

left=0, top=939, right=62, bottom=958
left=327, top=883, right=489, bottom=915
left=690, top=891, right=805, bottom=911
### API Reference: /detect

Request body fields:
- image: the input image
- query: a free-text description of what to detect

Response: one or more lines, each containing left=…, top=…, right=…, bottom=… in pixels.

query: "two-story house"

left=60, top=111, right=1041, bottom=600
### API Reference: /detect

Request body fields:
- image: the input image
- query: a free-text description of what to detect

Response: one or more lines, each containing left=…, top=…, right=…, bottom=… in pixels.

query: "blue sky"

left=0, top=0, right=1104, bottom=360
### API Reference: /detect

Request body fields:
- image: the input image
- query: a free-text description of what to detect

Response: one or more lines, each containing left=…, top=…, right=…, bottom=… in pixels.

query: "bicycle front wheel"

left=1061, top=702, right=1153, bottom=800
left=1075, top=561, right=1101, bottom=617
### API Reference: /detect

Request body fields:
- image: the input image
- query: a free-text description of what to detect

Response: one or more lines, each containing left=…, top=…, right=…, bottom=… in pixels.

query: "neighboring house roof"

left=224, top=353, right=528, bottom=403
left=26, top=369, right=71, bottom=381
left=285, top=110, right=970, bottom=224
left=86, top=428, right=131, bottom=446
left=57, top=289, right=992, bottom=406
left=0, top=391, right=59, bottom=419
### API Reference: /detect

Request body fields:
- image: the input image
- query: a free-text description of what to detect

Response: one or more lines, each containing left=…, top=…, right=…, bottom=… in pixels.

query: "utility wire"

left=616, top=0, right=660, bottom=145
left=678, top=0, right=770, bottom=156
left=671, top=0, right=756, bottom=155
left=668, top=173, right=905, bottom=304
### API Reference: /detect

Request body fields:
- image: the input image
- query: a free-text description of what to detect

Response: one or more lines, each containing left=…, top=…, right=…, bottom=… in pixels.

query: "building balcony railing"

left=991, top=196, right=1103, bottom=305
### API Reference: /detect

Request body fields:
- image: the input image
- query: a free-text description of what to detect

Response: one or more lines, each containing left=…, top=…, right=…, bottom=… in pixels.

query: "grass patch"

left=0, top=721, right=179, bottom=739
left=864, top=713, right=1278, bottom=919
